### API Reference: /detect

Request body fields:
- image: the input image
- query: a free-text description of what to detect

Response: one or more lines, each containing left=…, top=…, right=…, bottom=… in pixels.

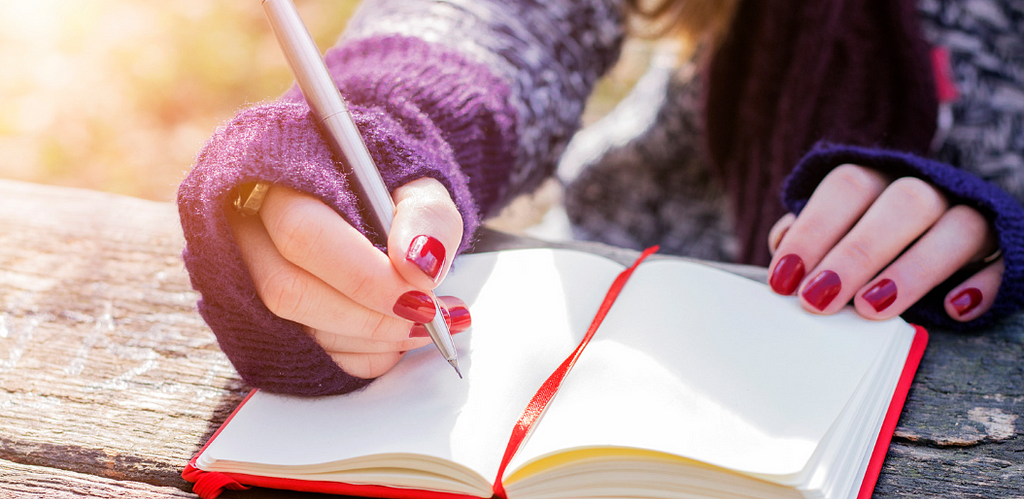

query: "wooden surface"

left=0, top=178, right=1020, bottom=498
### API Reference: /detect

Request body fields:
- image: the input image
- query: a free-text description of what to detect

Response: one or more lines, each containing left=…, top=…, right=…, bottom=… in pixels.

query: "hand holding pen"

left=221, top=0, right=470, bottom=379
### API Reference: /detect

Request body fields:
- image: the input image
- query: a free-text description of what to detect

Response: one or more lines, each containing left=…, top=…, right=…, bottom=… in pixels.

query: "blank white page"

left=511, top=259, right=914, bottom=478
left=198, top=249, right=628, bottom=483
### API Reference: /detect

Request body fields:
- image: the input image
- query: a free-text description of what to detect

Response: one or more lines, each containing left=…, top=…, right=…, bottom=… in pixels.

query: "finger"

left=311, top=296, right=472, bottom=354
left=768, top=165, right=891, bottom=295
left=799, top=177, right=949, bottom=314
left=228, top=206, right=418, bottom=343
left=388, top=178, right=464, bottom=289
left=320, top=296, right=473, bottom=379
left=410, top=295, right=472, bottom=337
left=311, top=327, right=436, bottom=354
left=439, top=295, right=472, bottom=332
left=853, top=205, right=996, bottom=319
left=258, top=186, right=436, bottom=324
left=768, top=213, right=796, bottom=256
left=328, top=351, right=404, bottom=379
left=945, top=257, right=1004, bottom=322
left=312, top=322, right=473, bottom=355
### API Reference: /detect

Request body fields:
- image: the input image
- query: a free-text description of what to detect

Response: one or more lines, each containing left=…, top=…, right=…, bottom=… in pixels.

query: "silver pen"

left=261, top=0, right=461, bottom=378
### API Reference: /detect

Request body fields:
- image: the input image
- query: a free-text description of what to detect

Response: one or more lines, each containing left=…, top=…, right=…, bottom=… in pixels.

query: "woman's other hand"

left=227, top=178, right=469, bottom=379
left=767, top=164, right=1002, bottom=322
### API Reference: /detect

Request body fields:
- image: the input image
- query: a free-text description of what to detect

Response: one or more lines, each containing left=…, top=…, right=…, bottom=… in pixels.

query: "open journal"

left=184, top=247, right=927, bottom=499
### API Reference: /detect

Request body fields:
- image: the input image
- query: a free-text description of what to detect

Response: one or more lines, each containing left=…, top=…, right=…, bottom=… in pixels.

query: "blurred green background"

left=0, top=1, right=646, bottom=204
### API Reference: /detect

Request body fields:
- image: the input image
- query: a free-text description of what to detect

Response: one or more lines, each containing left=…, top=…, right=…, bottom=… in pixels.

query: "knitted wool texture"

left=178, top=36, right=516, bottom=395
left=785, top=143, right=1024, bottom=331
left=179, top=10, right=1024, bottom=396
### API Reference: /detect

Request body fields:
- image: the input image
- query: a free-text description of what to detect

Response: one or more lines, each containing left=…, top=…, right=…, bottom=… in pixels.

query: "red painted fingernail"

left=438, top=296, right=470, bottom=332
left=769, top=254, right=805, bottom=295
left=409, top=300, right=453, bottom=338
left=406, top=235, right=445, bottom=281
left=394, top=291, right=436, bottom=323
left=862, top=279, right=898, bottom=312
left=448, top=304, right=471, bottom=332
left=802, top=270, right=842, bottom=311
left=409, top=298, right=471, bottom=337
left=409, top=324, right=428, bottom=338
left=409, top=323, right=450, bottom=338
left=951, top=288, right=982, bottom=316
left=440, top=304, right=452, bottom=327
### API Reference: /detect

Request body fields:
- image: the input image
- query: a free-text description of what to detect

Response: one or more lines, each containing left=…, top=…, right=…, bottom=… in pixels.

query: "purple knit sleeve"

left=782, top=142, right=1024, bottom=330
left=342, top=0, right=624, bottom=213
left=179, top=0, right=624, bottom=395
left=177, top=37, right=517, bottom=395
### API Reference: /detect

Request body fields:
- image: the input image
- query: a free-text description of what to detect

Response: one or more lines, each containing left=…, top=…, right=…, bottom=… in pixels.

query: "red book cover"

left=856, top=324, right=928, bottom=499
left=184, top=248, right=928, bottom=499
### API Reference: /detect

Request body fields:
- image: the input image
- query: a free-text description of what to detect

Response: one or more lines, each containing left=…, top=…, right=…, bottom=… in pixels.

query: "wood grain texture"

left=0, top=458, right=195, bottom=498
left=876, top=313, right=1024, bottom=499
left=0, top=179, right=1020, bottom=498
left=0, top=179, right=249, bottom=494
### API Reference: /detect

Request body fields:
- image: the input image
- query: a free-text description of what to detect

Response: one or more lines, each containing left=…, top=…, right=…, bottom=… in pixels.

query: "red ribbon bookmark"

left=491, top=246, right=659, bottom=499
left=186, top=246, right=660, bottom=499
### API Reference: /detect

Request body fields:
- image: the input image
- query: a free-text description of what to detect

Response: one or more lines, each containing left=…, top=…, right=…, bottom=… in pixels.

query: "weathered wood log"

left=0, top=458, right=195, bottom=498
left=0, top=179, right=249, bottom=493
left=876, top=311, right=1024, bottom=498
left=0, top=178, right=1020, bottom=498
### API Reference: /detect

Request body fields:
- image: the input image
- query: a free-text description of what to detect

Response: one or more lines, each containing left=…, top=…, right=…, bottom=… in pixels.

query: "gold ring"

left=233, top=181, right=271, bottom=217
left=982, top=248, right=1003, bottom=264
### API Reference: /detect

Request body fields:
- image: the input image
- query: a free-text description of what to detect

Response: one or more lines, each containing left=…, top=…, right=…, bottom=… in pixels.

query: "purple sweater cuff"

left=782, top=142, right=1024, bottom=331
left=178, top=36, right=517, bottom=395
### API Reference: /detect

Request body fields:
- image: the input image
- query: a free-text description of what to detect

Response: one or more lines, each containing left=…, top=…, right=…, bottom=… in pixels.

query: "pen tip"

left=449, top=359, right=463, bottom=379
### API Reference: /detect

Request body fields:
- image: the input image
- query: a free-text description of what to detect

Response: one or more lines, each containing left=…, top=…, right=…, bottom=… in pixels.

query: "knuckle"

left=258, top=268, right=310, bottom=320
left=399, top=189, right=463, bottom=235
left=887, top=177, right=948, bottom=214
left=827, top=164, right=886, bottom=194
left=796, top=215, right=831, bottom=242
left=946, top=205, right=989, bottom=237
left=945, top=205, right=997, bottom=258
left=311, top=328, right=343, bottom=352
left=422, top=200, right=463, bottom=235
left=272, top=202, right=324, bottom=264
left=397, top=337, right=431, bottom=351
left=837, top=239, right=878, bottom=271
left=900, top=251, right=935, bottom=283
left=351, top=354, right=397, bottom=379
left=356, top=312, right=393, bottom=342
left=375, top=316, right=413, bottom=342
left=344, top=267, right=380, bottom=303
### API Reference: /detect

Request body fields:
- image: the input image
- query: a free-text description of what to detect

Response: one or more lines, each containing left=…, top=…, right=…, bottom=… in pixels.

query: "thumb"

left=388, top=177, right=464, bottom=290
